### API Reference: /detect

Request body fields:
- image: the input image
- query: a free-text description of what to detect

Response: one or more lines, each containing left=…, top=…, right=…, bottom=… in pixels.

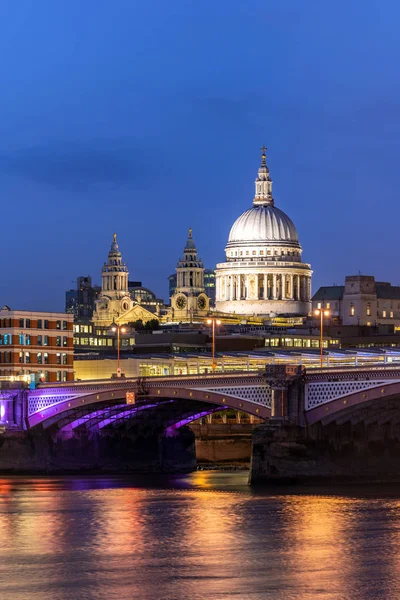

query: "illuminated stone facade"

left=170, top=229, right=210, bottom=321
left=92, top=234, right=157, bottom=326
left=215, top=149, right=312, bottom=317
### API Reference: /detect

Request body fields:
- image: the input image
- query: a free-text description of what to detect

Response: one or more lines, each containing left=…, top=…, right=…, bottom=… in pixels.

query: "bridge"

left=3, top=365, right=400, bottom=479
left=1, top=365, right=400, bottom=433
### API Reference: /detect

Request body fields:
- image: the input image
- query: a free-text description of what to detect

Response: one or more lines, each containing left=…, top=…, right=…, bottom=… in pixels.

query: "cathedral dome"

left=225, top=147, right=300, bottom=251
left=215, top=148, right=312, bottom=318
left=227, top=205, right=298, bottom=247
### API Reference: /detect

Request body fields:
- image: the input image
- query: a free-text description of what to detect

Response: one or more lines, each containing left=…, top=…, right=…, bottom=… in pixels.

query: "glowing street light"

left=207, top=317, right=221, bottom=372
left=314, top=307, right=330, bottom=368
left=111, top=324, right=127, bottom=377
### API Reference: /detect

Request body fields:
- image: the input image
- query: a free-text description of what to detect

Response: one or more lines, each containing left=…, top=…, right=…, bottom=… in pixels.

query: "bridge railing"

left=35, top=370, right=264, bottom=389
left=307, top=364, right=400, bottom=373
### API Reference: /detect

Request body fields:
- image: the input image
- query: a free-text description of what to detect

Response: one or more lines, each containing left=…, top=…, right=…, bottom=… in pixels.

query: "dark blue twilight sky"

left=0, top=0, right=399, bottom=310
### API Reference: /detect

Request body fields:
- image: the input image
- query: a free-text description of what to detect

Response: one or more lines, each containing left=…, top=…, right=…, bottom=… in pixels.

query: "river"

left=1, top=471, right=400, bottom=599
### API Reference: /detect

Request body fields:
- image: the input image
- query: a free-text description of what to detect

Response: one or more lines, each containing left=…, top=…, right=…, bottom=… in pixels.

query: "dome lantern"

left=253, top=146, right=274, bottom=207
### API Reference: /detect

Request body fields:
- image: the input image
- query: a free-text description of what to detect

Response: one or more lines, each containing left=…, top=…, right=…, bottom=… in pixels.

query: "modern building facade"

left=0, top=307, right=74, bottom=382
left=65, top=276, right=100, bottom=319
left=215, top=149, right=312, bottom=316
left=312, top=275, right=400, bottom=327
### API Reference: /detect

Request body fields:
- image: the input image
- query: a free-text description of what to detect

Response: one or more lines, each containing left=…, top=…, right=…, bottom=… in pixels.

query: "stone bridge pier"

left=251, top=366, right=400, bottom=484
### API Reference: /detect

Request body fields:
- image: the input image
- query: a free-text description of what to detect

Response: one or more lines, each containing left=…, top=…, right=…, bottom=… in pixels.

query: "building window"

left=3, top=334, right=11, bottom=345
left=317, top=302, right=321, bottom=309
left=63, top=336, right=68, bottom=347
left=25, top=352, right=30, bottom=364
left=56, top=353, right=61, bottom=365
left=44, top=336, right=49, bottom=346
left=19, top=334, right=24, bottom=345
left=37, top=319, right=42, bottom=329
left=390, top=311, right=394, bottom=318
left=37, top=335, right=42, bottom=346
left=62, top=353, right=67, bottom=365
left=62, top=371, right=68, bottom=382
left=383, top=310, right=387, bottom=318
left=26, top=319, right=31, bottom=328
left=56, top=320, right=61, bottom=329
left=57, top=371, right=62, bottom=382
left=19, top=318, right=24, bottom=328
left=366, top=303, right=371, bottom=316
left=260, top=250, right=264, bottom=255
left=44, top=353, right=49, bottom=365
left=350, top=303, right=355, bottom=316
left=62, top=321, right=68, bottom=330
left=44, top=320, right=49, bottom=329
left=326, top=302, right=330, bottom=309
left=26, top=334, right=30, bottom=345
left=252, top=250, right=256, bottom=255
left=19, top=352, right=24, bottom=364
left=37, top=352, right=42, bottom=364
left=56, top=336, right=61, bottom=347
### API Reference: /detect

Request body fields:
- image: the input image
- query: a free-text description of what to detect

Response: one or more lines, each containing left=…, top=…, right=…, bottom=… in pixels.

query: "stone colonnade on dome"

left=216, top=271, right=311, bottom=303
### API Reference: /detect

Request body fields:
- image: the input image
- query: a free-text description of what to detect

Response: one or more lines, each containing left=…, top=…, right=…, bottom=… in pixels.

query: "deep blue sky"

left=1, top=0, right=399, bottom=310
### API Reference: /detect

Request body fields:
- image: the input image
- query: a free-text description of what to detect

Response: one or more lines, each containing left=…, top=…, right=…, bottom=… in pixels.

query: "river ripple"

left=1, top=472, right=400, bottom=599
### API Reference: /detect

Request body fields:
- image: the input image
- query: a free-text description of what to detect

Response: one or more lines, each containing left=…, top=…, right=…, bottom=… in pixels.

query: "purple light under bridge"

left=60, top=400, right=175, bottom=436
left=164, top=407, right=226, bottom=437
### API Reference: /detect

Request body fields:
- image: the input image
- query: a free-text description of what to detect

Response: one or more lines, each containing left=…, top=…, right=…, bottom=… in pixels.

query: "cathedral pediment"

left=116, top=303, right=158, bottom=325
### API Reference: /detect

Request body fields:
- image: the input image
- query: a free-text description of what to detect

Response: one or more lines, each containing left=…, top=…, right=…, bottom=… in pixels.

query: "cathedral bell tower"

left=92, top=234, right=134, bottom=325
left=171, top=228, right=210, bottom=320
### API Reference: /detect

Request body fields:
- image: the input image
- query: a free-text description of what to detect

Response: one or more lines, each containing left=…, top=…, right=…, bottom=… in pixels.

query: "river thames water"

left=1, top=471, right=400, bottom=599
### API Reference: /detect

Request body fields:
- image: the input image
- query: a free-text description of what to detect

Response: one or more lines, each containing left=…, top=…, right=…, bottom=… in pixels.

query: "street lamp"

left=111, top=324, right=127, bottom=377
left=207, top=317, right=221, bottom=372
left=314, top=307, right=330, bottom=368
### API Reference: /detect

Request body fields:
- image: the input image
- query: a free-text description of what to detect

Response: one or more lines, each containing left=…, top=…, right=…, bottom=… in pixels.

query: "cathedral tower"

left=92, top=234, right=134, bottom=324
left=171, top=228, right=210, bottom=320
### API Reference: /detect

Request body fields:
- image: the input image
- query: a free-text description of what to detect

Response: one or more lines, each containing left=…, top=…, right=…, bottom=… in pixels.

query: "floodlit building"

left=312, top=275, right=400, bottom=327
left=215, top=149, right=312, bottom=317
left=169, top=229, right=211, bottom=321
left=92, top=234, right=158, bottom=327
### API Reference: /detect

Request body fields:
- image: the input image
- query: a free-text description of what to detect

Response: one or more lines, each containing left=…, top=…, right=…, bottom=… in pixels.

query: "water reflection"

left=1, top=475, right=400, bottom=599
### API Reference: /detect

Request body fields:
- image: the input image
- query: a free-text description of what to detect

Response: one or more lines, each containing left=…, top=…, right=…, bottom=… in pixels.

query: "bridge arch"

left=305, top=380, right=400, bottom=426
left=27, top=376, right=271, bottom=431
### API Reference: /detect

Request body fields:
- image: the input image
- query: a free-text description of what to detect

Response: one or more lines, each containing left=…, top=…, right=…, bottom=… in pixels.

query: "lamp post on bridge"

left=111, top=323, right=127, bottom=377
left=314, top=307, right=330, bottom=368
left=207, top=317, right=221, bottom=372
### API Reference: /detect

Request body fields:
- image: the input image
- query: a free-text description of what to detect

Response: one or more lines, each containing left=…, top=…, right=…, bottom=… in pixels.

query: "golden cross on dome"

left=188, top=227, right=193, bottom=239
left=260, top=146, right=267, bottom=165
left=113, top=233, right=117, bottom=243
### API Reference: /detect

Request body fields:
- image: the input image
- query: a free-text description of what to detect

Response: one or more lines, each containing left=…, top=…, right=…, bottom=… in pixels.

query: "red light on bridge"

left=126, top=392, right=135, bottom=405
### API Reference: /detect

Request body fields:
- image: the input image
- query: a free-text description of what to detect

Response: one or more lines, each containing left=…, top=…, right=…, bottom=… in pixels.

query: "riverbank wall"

left=0, top=426, right=196, bottom=474
left=250, top=422, right=400, bottom=483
